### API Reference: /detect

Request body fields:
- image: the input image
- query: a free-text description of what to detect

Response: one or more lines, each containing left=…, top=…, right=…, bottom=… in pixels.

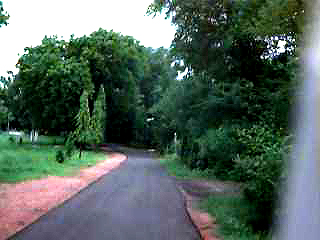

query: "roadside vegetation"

left=147, top=0, right=302, bottom=238
left=200, top=195, right=271, bottom=240
left=159, top=154, right=216, bottom=180
left=0, top=0, right=304, bottom=237
left=0, top=132, right=106, bottom=183
left=160, top=153, right=274, bottom=240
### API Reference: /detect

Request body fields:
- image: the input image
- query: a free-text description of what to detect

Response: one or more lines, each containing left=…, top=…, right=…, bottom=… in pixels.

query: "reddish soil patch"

left=177, top=179, right=243, bottom=240
left=0, top=153, right=126, bottom=240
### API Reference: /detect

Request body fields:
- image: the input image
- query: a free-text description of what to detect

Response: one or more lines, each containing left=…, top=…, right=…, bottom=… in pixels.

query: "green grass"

left=159, top=153, right=216, bottom=180
left=2, top=132, right=65, bottom=145
left=159, top=153, right=270, bottom=240
left=200, top=195, right=270, bottom=240
left=0, top=132, right=106, bottom=183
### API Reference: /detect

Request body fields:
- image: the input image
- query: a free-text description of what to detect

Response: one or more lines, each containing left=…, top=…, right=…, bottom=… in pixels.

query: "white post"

left=7, top=113, right=9, bottom=131
left=174, top=132, right=177, bottom=154
left=30, top=130, right=33, bottom=143
left=35, top=130, right=38, bottom=142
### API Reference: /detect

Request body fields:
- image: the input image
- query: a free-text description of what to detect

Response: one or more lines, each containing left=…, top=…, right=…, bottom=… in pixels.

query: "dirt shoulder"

left=0, top=152, right=126, bottom=240
left=176, top=178, right=243, bottom=240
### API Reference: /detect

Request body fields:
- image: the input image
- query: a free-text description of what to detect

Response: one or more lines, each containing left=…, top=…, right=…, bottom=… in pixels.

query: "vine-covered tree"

left=90, top=85, right=106, bottom=146
left=67, top=90, right=92, bottom=158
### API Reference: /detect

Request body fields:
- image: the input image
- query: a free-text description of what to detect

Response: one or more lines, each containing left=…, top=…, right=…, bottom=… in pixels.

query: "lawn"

left=0, top=132, right=106, bottom=183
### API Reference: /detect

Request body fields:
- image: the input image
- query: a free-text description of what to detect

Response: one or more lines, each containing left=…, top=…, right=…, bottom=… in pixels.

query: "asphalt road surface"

left=10, top=146, right=201, bottom=240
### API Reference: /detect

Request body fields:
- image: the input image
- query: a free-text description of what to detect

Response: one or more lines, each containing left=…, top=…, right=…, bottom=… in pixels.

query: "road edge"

left=5, top=152, right=127, bottom=240
left=177, top=186, right=221, bottom=240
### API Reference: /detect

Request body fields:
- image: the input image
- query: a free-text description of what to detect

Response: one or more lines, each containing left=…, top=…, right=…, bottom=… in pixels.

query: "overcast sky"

left=0, top=0, right=176, bottom=77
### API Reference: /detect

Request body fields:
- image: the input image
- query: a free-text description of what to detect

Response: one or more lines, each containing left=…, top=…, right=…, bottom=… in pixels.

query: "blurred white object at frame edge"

left=275, top=1, right=320, bottom=240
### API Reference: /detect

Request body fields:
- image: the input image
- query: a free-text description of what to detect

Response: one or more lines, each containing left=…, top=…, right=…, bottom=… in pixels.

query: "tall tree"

left=90, top=85, right=106, bottom=145
left=147, top=0, right=299, bottom=152
left=147, top=0, right=304, bottom=74
left=16, top=36, right=93, bottom=134
left=68, top=90, right=92, bottom=158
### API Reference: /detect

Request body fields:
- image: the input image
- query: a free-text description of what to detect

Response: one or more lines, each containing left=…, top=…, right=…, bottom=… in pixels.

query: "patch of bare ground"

left=0, top=153, right=126, bottom=240
left=176, top=178, right=243, bottom=240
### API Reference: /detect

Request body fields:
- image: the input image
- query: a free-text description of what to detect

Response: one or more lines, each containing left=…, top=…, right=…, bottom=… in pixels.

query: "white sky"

left=0, top=0, right=176, bottom=77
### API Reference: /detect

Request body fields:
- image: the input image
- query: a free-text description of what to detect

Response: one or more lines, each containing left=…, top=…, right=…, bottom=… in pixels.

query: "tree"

left=67, top=29, right=142, bottom=143
left=139, top=47, right=176, bottom=109
left=147, top=0, right=304, bottom=74
left=147, top=0, right=299, bottom=232
left=67, top=90, right=92, bottom=158
left=16, top=36, right=93, bottom=134
left=14, top=28, right=177, bottom=147
left=0, top=1, right=9, bottom=28
left=90, top=85, right=106, bottom=146
left=66, top=86, right=106, bottom=156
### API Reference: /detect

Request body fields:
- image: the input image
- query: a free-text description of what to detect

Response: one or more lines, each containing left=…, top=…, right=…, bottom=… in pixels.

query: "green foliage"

left=55, top=150, right=65, bottom=163
left=236, top=125, right=282, bottom=158
left=231, top=125, right=291, bottom=231
left=196, top=126, right=242, bottom=178
left=200, top=195, right=271, bottom=240
left=147, top=0, right=298, bottom=235
left=8, top=135, right=14, bottom=144
left=74, top=90, right=92, bottom=142
left=16, top=36, right=94, bottom=133
left=159, top=153, right=216, bottom=180
left=65, top=136, right=75, bottom=158
left=66, top=90, right=92, bottom=157
left=13, top=28, right=176, bottom=145
left=0, top=1, right=9, bottom=28
left=90, top=86, right=106, bottom=145
left=0, top=133, right=105, bottom=183
left=231, top=0, right=305, bottom=37
left=66, top=87, right=107, bottom=156
left=0, top=95, right=8, bottom=130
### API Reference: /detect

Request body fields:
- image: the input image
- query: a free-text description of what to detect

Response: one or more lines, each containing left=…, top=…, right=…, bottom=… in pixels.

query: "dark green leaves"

left=0, top=1, right=9, bottom=28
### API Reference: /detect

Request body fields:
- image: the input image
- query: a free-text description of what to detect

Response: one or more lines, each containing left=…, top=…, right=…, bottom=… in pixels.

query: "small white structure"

left=174, top=132, right=177, bottom=153
left=30, top=129, right=38, bottom=143
left=8, top=131, right=24, bottom=142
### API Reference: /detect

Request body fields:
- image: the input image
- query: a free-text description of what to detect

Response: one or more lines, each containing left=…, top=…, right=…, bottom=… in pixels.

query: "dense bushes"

left=232, top=125, right=291, bottom=231
left=196, top=127, right=242, bottom=178
left=175, top=123, right=291, bottom=232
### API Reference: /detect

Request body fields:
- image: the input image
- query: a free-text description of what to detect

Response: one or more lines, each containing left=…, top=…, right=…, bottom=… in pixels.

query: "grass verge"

left=159, top=153, right=216, bottom=180
left=200, top=195, right=270, bottom=240
left=160, top=153, right=269, bottom=240
left=0, top=132, right=106, bottom=183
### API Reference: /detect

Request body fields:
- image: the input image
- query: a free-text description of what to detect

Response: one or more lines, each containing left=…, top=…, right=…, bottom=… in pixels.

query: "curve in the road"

left=10, top=146, right=201, bottom=240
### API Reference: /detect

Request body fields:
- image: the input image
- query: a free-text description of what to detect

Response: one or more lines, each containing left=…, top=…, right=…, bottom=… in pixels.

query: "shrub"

left=196, top=126, right=242, bottom=178
left=55, top=150, right=65, bottom=164
left=8, top=136, right=15, bottom=144
left=232, top=124, right=291, bottom=232
left=236, top=125, right=282, bottom=157
left=64, top=136, right=75, bottom=158
left=178, top=135, right=193, bottom=167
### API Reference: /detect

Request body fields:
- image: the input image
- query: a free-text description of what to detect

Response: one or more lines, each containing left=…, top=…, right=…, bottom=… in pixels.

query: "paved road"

left=10, top=147, right=201, bottom=240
